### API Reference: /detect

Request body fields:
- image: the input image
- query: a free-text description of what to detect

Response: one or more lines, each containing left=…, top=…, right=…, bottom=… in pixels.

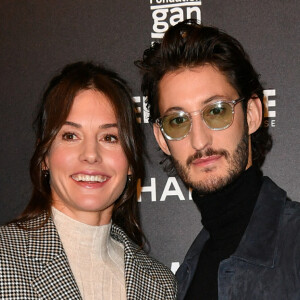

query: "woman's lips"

left=71, top=174, right=108, bottom=182
left=192, top=155, right=222, bottom=167
left=71, top=173, right=110, bottom=188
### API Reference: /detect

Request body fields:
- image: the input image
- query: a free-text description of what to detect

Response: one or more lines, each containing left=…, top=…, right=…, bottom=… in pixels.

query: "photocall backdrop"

left=0, top=1, right=299, bottom=273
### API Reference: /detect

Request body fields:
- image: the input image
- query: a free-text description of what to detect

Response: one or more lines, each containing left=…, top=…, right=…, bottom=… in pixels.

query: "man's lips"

left=186, top=148, right=229, bottom=166
left=192, top=155, right=222, bottom=166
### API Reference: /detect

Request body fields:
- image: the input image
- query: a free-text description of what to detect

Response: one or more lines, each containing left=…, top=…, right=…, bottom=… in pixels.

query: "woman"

left=0, top=62, right=177, bottom=299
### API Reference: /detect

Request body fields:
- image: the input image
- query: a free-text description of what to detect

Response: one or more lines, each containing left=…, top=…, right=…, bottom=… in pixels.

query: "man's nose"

left=190, top=116, right=212, bottom=151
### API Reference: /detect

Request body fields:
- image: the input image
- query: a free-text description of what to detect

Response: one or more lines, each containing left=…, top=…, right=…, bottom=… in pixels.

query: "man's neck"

left=192, top=166, right=263, bottom=250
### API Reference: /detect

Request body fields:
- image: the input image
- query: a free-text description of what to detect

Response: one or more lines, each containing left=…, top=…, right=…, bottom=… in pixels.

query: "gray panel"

left=0, top=0, right=299, bottom=271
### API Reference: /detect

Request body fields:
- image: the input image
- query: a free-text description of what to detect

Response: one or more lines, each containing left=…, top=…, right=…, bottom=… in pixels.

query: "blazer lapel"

left=124, top=249, right=166, bottom=299
left=111, top=225, right=166, bottom=299
left=32, top=252, right=82, bottom=299
left=26, top=214, right=82, bottom=299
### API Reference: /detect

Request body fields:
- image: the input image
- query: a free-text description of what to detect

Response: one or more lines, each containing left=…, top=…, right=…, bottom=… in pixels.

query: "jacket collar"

left=111, top=224, right=155, bottom=270
left=183, top=177, right=286, bottom=268
left=25, top=215, right=154, bottom=268
left=24, top=213, right=171, bottom=299
left=232, top=177, right=286, bottom=267
left=176, top=177, right=286, bottom=299
left=111, top=223, right=171, bottom=299
left=24, top=213, right=82, bottom=299
left=25, top=213, right=64, bottom=262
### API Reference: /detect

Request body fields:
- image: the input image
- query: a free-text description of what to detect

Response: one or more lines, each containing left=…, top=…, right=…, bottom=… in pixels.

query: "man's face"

left=153, top=64, right=253, bottom=194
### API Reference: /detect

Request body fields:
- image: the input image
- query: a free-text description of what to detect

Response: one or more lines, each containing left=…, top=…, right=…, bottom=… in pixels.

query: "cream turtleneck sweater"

left=51, top=207, right=126, bottom=300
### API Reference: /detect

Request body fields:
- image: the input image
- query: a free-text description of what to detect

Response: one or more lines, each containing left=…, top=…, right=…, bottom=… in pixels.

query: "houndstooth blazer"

left=0, top=213, right=177, bottom=299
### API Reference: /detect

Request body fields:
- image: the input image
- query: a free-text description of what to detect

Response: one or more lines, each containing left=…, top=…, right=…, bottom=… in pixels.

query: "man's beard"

left=171, top=130, right=249, bottom=195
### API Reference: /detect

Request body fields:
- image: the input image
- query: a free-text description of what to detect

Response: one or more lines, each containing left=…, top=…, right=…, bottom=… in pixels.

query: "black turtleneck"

left=184, top=166, right=263, bottom=300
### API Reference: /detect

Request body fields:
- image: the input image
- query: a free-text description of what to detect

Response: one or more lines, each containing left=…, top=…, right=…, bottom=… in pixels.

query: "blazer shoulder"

left=0, top=214, right=55, bottom=260
left=0, top=222, right=28, bottom=256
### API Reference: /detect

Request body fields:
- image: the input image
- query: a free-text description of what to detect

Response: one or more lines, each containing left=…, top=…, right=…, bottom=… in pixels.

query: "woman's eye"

left=62, top=132, right=77, bottom=140
left=103, top=134, right=118, bottom=143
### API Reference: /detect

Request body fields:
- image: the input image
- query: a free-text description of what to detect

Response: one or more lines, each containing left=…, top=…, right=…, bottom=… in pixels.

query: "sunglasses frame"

left=156, top=97, right=245, bottom=141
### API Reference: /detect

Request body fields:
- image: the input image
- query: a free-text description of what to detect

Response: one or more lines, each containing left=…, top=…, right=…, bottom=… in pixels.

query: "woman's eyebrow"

left=64, top=121, right=81, bottom=128
left=63, top=121, right=117, bottom=129
left=100, top=123, right=117, bottom=129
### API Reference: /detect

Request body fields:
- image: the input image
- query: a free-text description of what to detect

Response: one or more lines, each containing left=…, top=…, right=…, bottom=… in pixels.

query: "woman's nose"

left=79, top=139, right=101, bottom=164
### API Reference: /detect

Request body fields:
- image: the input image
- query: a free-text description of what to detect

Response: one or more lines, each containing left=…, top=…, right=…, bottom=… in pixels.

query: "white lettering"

left=133, top=96, right=149, bottom=124
left=263, top=119, right=276, bottom=128
left=263, top=89, right=276, bottom=118
left=138, top=178, right=157, bottom=202
left=186, top=6, right=201, bottom=20
left=160, top=177, right=185, bottom=201
left=143, top=96, right=150, bottom=123
left=138, top=177, right=193, bottom=202
left=151, top=2, right=202, bottom=39
left=171, top=262, right=180, bottom=274
left=133, top=96, right=141, bottom=124
left=169, top=8, right=184, bottom=25
left=151, top=1, right=201, bottom=7
left=152, top=9, right=169, bottom=33
left=270, top=119, right=276, bottom=127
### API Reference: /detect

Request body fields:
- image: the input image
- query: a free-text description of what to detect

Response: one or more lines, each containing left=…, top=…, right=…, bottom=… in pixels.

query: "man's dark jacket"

left=176, top=177, right=300, bottom=300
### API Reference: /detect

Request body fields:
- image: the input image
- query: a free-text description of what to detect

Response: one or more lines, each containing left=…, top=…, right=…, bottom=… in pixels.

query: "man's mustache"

left=186, top=148, right=229, bottom=166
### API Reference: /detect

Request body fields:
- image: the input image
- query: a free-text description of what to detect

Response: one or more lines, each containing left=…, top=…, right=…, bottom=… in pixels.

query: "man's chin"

left=173, top=129, right=249, bottom=195
left=188, top=173, right=232, bottom=195
left=173, top=159, right=234, bottom=194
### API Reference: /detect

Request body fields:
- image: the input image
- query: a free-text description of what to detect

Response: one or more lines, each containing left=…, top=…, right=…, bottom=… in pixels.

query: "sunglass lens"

left=203, top=102, right=233, bottom=129
left=162, top=112, right=191, bottom=139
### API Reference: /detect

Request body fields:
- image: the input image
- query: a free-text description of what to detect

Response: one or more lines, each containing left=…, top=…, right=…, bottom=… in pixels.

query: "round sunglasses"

left=155, top=97, right=245, bottom=141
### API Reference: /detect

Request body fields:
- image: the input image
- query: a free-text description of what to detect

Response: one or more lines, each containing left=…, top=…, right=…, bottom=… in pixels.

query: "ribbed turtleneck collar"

left=51, top=207, right=112, bottom=261
left=192, top=166, right=262, bottom=252
left=51, top=207, right=126, bottom=300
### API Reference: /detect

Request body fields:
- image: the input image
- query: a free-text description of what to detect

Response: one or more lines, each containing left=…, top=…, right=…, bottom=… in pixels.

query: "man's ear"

left=247, top=96, right=262, bottom=134
left=153, top=123, right=171, bottom=155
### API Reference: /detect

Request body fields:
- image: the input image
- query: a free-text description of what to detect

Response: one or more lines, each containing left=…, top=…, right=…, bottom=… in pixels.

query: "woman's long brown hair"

left=16, top=62, right=145, bottom=247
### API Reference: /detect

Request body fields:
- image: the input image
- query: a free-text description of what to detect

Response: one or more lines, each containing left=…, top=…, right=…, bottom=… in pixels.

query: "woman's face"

left=45, top=89, right=130, bottom=225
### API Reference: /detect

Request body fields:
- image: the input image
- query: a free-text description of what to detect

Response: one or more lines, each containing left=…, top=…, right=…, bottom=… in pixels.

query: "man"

left=137, top=20, right=300, bottom=299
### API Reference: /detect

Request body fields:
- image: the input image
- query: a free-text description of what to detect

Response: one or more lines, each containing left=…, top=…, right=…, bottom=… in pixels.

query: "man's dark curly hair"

left=136, top=19, right=272, bottom=168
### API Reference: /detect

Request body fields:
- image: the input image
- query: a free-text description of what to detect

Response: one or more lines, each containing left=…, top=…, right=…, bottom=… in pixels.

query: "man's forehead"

left=157, top=65, right=238, bottom=113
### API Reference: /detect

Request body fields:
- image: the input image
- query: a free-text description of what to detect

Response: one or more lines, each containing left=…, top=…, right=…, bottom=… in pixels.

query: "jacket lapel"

left=175, top=229, right=209, bottom=299
left=111, top=224, right=166, bottom=299
left=26, top=214, right=82, bottom=299
left=176, top=177, right=287, bottom=300
left=233, top=177, right=286, bottom=267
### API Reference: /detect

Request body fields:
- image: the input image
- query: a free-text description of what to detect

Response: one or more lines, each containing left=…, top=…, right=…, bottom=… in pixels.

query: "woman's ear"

left=42, top=159, right=49, bottom=171
left=127, top=166, right=132, bottom=176
left=153, top=123, right=171, bottom=155
left=247, top=95, right=262, bottom=134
